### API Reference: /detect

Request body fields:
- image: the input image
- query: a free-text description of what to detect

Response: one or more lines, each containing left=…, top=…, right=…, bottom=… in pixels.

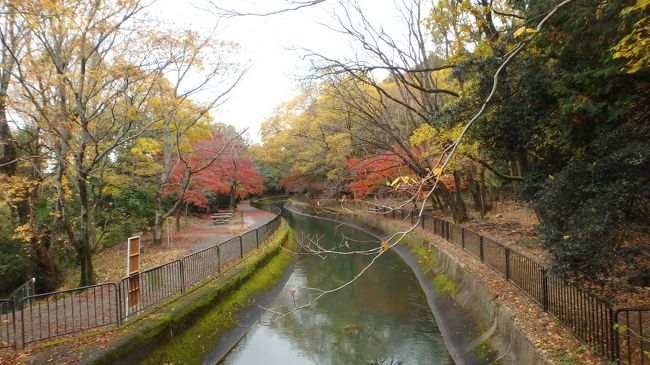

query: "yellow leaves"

left=0, top=173, right=38, bottom=208
left=389, top=175, right=413, bottom=187
left=433, top=167, right=443, bottom=177
left=612, top=0, right=650, bottom=73
left=13, top=223, right=33, bottom=244
left=131, top=138, right=162, bottom=157
left=513, top=27, right=537, bottom=38
left=380, top=240, right=390, bottom=252
left=410, top=124, right=436, bottom=146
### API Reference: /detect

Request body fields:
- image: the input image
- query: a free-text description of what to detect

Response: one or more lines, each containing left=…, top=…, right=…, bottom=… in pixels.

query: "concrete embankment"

left=287, top=199, right=549, bottom=365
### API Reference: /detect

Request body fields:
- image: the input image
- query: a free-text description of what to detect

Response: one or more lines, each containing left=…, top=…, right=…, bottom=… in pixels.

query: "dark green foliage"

left=0, top=235, right=27, bottom=297
left=535, top=122, right=650, bottom=284
left=454, top=0, right=650, bottom=284
left=99, top=188, right=156, bottom=248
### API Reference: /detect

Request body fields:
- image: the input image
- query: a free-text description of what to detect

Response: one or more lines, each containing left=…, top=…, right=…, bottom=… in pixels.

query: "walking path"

left=190, top=201, right=276, bottom=252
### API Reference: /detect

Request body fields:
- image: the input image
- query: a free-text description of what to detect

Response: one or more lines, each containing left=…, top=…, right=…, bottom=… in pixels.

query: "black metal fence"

left=0, top=203, right=281, bottom=349
left=0, top=300, right=15, bottom=349
left=310, top=198, right=648, bottom=364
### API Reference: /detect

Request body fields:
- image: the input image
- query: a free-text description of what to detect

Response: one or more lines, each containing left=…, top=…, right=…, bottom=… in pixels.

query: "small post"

left=255, top=229, right=259, bottom=249
left=479, top=236, right=484, bottom=261
left=10, top=300, right=16, bottom=348
left=20, top=299, right=25, bottom=348
left=179, top=259, right=185, bottom=293
left=505, top=247, right=511, bottom=280
left=116, top=283, right=122, bottom=326
left=461, top=228, right=465, bottom=249
left=446, top=221, right=450, bottom=241
left=217, top=245, right=221, bottom=272
left=542, top=268, right=548, bottom=311
left=610, top=308, right=618, bottom=361
left=239, top=236, right=244, bottom=259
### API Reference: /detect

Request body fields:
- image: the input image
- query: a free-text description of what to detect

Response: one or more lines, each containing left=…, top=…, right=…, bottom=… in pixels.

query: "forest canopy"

left=0, top=0, right=262, bottom=291
left=253, top=0, right=650, bottom=288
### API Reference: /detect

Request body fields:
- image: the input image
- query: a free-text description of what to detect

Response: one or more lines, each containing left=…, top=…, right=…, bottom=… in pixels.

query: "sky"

left=150, top=0, right=409, bottom=142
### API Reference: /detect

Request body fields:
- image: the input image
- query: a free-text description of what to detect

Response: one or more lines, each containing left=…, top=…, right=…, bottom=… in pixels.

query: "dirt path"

left=63, top=201, right=275, bottom=287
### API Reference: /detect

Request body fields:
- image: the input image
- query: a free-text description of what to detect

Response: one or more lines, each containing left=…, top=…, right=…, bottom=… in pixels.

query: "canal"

left=215, top=204, right=452, bottom=365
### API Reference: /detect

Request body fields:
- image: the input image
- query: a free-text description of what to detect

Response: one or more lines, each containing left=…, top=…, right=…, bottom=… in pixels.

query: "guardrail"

left=1, top=202, right=282, bottom=349
left=298, top=197, right=648, bottom=364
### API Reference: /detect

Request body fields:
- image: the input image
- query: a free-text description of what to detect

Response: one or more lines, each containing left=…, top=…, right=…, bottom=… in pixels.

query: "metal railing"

left=302, top=198, right=648, bottom=364
left=4, top=278, right=35, bottom=313
left=616, top=307, right=650, bottom=365
left=0, top=300, right=15, bottom=349
left=1, top=202, right=282, bottom=348
left=20, top=284, right=120, bottom=345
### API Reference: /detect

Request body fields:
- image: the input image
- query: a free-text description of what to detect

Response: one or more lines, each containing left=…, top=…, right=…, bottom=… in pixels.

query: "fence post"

left=255, top=229, right=259, bottom=249
left=239, top=236, right=244, bottom=259
left=461, top=228, right=465, bottom=249
left=20, top=298, right=25, bottom=348
left=445, top=221, right=451, bottom=241
left=392, top=210, right=395, bottom=219
left=479, top=236, right=484, bottom=261
left=179, top=259, right=185, bottom=293
left=116, top=283, right=122, bottom=326
left=542, top=268, right=548, bottom=311
left=10, top=300, right=16, bottom=348
left=505, top=247, right=511, bottom=281
left=610, top=308, right=618, bottom=362
left=217, top=244, right=221, bottom=272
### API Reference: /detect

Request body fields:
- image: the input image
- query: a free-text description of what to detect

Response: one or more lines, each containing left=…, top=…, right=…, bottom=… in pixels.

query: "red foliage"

left=163, top=132, right=264, bottom=207
left=345, top=150, right=465, bottom=198
left=345, top=153, right=409, bottom=198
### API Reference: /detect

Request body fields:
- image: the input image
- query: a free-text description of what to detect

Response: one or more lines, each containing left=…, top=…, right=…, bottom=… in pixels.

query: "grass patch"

left=473, top=338, right=492, bottom=361
left=140, top=230, right=296, bottom=364
left=432, top=273, right=455, bottom=294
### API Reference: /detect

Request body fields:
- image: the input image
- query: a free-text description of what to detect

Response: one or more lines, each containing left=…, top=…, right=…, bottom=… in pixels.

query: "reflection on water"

left=218, top=208, right=452, bottom=365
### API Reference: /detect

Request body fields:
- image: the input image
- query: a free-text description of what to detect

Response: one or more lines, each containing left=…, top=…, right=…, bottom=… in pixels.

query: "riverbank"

left=4, top=220, right=293, bottom=365
left=287, top=199, right=603, bottom=365
left=88, top=223, right=295, bottom=365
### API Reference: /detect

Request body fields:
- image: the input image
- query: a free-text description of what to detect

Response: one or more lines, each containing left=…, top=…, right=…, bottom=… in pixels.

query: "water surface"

left=217, top=207, right=452, bottom=365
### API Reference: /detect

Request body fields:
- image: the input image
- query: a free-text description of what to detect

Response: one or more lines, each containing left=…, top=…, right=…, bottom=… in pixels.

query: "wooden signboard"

left=126, top=236, right=140, bottom=314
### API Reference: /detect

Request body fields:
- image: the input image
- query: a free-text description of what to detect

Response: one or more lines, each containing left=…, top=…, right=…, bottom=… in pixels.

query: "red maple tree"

left=163, top=131, right=264, bottom=208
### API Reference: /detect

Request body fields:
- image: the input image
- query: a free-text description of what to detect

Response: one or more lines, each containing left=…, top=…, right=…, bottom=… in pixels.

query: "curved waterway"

left=216, top=205, right=452, bottom=365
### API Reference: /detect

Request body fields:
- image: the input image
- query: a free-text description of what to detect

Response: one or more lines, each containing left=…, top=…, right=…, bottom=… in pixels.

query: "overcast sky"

left=150, top=0, right=408, bottom=142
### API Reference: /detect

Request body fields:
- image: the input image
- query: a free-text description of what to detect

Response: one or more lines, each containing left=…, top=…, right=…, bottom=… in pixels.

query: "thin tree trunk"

left=452, top=170, right=469, bottom=222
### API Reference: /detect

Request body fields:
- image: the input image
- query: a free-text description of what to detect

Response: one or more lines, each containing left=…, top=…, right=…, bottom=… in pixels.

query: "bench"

left=210, top=212, right=233, bottom=225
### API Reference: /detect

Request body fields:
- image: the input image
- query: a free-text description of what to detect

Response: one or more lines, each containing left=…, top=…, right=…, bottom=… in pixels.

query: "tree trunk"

left=153, top=210, right=163, bottom=245
left=0, top=104, right=16, bottom=176
left=77, top=174, right=96, bottom=286
left=478, top=165, right=491, bottom=217
left=78, top=244, right=95, bottom=287
left=452, top=170, right=469, bottom=222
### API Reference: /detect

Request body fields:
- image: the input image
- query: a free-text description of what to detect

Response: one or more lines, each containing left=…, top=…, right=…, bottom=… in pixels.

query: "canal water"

left=217, top=205, right=452, bottom=365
